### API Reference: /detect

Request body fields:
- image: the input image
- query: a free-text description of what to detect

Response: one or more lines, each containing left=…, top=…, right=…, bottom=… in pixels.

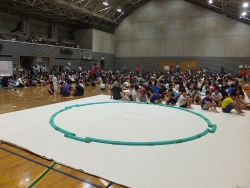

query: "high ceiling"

left=0, top=0, right=149, bottom=32
left=186, top=0, right=250, bottom=25
left=0, top=0, right=249, bottom=32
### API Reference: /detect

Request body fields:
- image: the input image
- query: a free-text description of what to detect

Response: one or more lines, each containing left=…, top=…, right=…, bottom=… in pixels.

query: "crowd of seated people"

left=106, top=66, right=250, bottom=116
left=3, top=62, right=250, bottom=115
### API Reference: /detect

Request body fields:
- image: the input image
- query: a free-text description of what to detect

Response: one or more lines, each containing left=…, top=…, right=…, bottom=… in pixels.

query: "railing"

left=62, top=39, right=75, bottom=45
left=0, top=39, right=91, bottom=51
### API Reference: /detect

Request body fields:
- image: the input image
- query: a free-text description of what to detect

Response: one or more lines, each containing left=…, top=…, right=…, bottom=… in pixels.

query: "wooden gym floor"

left=0, top=85, right=124, bottom=188
left=0, top=85, right=250, bottom=188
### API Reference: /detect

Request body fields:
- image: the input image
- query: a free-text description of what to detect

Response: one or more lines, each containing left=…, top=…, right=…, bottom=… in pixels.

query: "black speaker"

left=100, top=60, right=105, bottom=69
left=61, top=48, right=73, bottom=54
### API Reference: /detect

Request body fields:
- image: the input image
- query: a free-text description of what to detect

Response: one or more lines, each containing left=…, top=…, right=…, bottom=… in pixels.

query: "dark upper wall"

left=0, top=40, right=115, bottom=71
left=0, top=12, right=74, bottom=43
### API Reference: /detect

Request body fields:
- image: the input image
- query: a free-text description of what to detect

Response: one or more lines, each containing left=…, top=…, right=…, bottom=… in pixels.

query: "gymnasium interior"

left=0, top=0, right=250, bottom=188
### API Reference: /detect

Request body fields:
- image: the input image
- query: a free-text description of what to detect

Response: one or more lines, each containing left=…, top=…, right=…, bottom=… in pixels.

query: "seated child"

left=166, top=88, right=178, bottom=106
left=221, top=92, right=245, bottom=116
left=178, top=90, right=193, bottom=109
left=191, top=87, right=202, bottom=104
left=212, top=87, right=223, bottom=106
left=201, top=91, right=219, bottom=113
left=138, top=85, right=149, bottom=103
left=127, top=85, right=137, bottom=101
left=150, top=91, right=163, bottom=104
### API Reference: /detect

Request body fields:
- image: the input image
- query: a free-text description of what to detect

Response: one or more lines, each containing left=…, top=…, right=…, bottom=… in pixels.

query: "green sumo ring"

left=49, top=102, right=217, bottom=146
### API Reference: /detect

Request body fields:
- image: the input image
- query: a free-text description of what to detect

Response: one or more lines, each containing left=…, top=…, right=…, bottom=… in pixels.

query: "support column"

left=51, top=22, right=55, bottom=38
left=22, top=16, right=27, bottom=33
left=26, top=17, right=30, bottom=35
left=54, top=24, right=57, bottom=39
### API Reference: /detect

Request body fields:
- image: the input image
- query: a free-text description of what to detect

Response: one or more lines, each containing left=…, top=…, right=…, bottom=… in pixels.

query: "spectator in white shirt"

left=212, top=87, right=223, bottom=106
left=178, top=90, right=193, bottom=109
left=38, top=36, right=42, bottom=44
left=12, top=36, right=16, bottom=41
left=127, top=85, right=137, bottom=101
left=52, top=74, right=58, bottom=94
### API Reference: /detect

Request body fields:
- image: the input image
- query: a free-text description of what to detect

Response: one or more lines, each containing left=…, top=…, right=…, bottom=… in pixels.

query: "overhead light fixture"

left=242, top=11, right=247, bottom=16
left=103, top=0, right=108, bottom=6
left=117, top=6, right=122, bottom=12
left=208, top=0, right=213, bottom=4
left=243, top=2, right=249, bottom=7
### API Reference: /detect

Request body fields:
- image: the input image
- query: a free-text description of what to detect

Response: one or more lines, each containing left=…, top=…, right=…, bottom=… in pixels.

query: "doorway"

left=180, top=61, right=197, bottom=72
left=19, top=55, right=51, bottom=72
left=161, top=61, right=176, bottom=72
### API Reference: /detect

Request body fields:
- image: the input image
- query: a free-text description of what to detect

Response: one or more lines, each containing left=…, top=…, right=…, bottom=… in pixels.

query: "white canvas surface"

left=0, top=95, right=250, bottom=188
left=0, top=61, right=8, bottom=70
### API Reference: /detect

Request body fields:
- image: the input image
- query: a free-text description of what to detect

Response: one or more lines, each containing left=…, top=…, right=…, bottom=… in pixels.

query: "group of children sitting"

left=110, top=81, right=249, bottom=116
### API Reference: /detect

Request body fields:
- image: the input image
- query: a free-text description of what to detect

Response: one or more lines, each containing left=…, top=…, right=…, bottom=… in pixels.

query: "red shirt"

left=242, top=70, right=246, bottom=76
left=93, top=66, right=97, bottom=74
left=152, top=68, right=154, bottom=72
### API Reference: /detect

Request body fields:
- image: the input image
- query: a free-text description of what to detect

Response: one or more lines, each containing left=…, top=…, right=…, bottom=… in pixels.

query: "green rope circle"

left=49, top=102, right=217, bottom=146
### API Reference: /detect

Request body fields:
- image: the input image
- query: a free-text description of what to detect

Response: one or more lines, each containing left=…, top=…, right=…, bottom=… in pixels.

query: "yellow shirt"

left=221, top=97, right=233, bottom=109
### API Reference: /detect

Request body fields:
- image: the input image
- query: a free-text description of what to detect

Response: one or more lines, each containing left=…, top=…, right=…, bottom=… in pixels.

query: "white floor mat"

left=0, top=95, right=250, bottom=188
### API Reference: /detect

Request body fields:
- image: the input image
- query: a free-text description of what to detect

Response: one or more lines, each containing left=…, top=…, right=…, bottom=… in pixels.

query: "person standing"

left=151, top=66, right=154, bottom=73
left=221, top=67, right=224, bottom=74
left=242, top=68, right=247, bottom=83
left=38, top=36, right=42, bottom=44
left=92, top=63, right=99, bottom=80
left=52, top=74, right=58, bottom=95
left=136, top=65, right=139, bottom=74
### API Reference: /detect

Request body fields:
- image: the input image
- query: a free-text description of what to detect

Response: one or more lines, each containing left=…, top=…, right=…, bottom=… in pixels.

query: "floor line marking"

left=106, top=182, right=113, bottom=188
left=0, top=147, right=102, bottom=188
left=112, top=116, right=135, bottom=121
left=0, top=175, right=21, bottom=188
left=28, top=162, right=56, bottom=188
left=124, top=112, right=146, bottom=116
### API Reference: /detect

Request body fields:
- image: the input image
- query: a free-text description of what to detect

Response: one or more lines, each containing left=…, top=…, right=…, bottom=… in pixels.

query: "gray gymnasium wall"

left=0, top=40, right=115, bottom=71
left=75, top=29, right=115, bottom=54
left=115, top=57, right=250, bottom=73
left=114, top=0, right=250, bottom=72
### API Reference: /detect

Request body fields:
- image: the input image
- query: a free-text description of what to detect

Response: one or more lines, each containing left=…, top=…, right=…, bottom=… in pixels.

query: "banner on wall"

left=36, top=57, right=42, bottom=63
left=164, top=66, right=169, bottom=70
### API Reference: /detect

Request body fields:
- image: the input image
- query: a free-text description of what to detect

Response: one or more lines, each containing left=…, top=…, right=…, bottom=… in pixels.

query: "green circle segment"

left=49, top=102, right=217, bottom=146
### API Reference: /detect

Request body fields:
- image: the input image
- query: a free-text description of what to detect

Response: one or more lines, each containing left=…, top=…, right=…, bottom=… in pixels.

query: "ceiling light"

left=117, top=6, right=122, bottom=12
left=103, top=0, right=108, bottom=6
left=243, top=2, right=249, bottom=7
left=208, top=0, right=213, bottom=4
left=242, top=11, right=247, bottom=16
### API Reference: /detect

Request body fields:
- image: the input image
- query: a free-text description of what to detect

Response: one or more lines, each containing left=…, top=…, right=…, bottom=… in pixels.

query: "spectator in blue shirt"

left=227, top=84, right=235, bottom=95
left=150, top=92, right=163, bottom=104
left=152, top=83, right=160, bottom=93
left=201, top=91, right=219, bottom=113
